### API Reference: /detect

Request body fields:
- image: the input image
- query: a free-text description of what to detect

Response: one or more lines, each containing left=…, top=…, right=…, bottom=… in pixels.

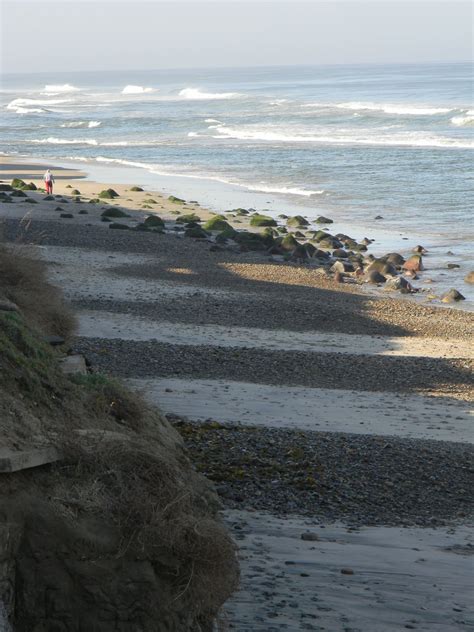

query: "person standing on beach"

left=44, top=169, right=55, bottom=194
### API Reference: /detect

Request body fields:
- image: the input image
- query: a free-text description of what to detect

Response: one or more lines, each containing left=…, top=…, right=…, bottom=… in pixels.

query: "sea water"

left=1, top=63, right=473, bottom=304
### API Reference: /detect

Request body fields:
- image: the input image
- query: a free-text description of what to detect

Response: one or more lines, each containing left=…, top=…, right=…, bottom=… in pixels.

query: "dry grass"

left=0, top=242, right=75, bottom=337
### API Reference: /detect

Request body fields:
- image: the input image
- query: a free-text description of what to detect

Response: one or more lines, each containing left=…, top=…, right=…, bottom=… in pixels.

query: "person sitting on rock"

left=44, top=169, right=55, bottom=194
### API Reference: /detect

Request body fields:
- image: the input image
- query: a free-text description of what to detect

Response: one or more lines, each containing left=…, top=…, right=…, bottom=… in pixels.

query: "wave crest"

left=121, top=85, right=155, bottom=94
left=179, top=87, right=241, bottom=100
left=42, top=84, right=80, bottom=94
left=451, top=110, right=474, bottom=126
left=60, top=121, right=101, bottom=128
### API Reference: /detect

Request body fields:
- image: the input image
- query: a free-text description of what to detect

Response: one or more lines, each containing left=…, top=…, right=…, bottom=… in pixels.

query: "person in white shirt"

left=44, top=169, right=55, bottom=194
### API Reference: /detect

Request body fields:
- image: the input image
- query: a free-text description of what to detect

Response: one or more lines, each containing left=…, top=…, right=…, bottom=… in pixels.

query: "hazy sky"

left=2, top=1, right=472, bottom=73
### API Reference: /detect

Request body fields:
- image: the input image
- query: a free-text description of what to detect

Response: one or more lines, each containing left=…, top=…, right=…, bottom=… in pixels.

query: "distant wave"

left=212, top=124, right=473, bottom=149
left=121, top=85, right=156, bottom=94
left=303, top=101, right=453, bottom=116
left=451, top=110, right=474, bottom=126
left=60, top=120, right=101, bottom=128
left=42, top=84, right=81, bottom=94
left=179, top=87, right=241, bottom=100
left=204, top=118, right=223, bottom=124
left=28, top=136, right=162, bottom=147
left=242, top=183, right=324, bottom=197
left=7, top=97, right=71, bottom=113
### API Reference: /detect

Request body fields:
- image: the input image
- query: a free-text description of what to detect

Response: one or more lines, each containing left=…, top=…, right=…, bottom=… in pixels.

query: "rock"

left=280, top=234, right=299, bottom=252
left=78, top=209, right=88, bottom=215
left=168, top=195, right=185, bottom=203
left=70, top=189, right=81, bottom=195
left=366, top=270, right=386, bottom=284
left=101, top=207, right=129, bottom=218
left=447, top=263, right=460, bottom=269
left=185, top=227, right=208, bottom=239
left=98, top=188, right=119, bottom=199
left=334, top=271, right=344, bottom=283
left=341, top=568, right=354, bottom=575
left=108, top=223, right=129, bottom=230
left=144, top=215, right=164, bottom=228
left=10, top=189, right=27, bottom=198
left=0, top=447, right=61, bottom=473
left=383, top=253, right=405, bottom=267
left=60, top=213, right=73, bottom=219
left=368, top=259, right=398, bottom=277
left=44, top=335, right=66, bottom=346
left=287, top=215, right=309, bottom=228
left=441, top=289, right=466, bottom=303
left=60, top=354, right=88, bottom=375
left=130, top=186, right=144, bottom=191
left=24, top=198, right=38, bottom=204
left=331, top=261, right=354, bottom=274
left=11, top=178, right=27, bottom=189
left=464, top=271, right=474, bottom=284
left=290, top=245, right=310, bottom=261
left=384, top=277, right=412, bottom=292
left=0, top=184, right=13, bottom=191
left=249, top=215, right=277, bottom=227
left=374, top=215, right=383, bottom=220
left=332, top=248, right=348, bottom=259
left=301, top=532, right=319, bottom=541
left=203, top=216, right=232, bottom=232
left=402, top=255, right=423, bottom=272
left=413, top=245, right=427, bottom=254
left=176, top=213, right=200, bottom=224
left=315, top=215, right=333, bottom=224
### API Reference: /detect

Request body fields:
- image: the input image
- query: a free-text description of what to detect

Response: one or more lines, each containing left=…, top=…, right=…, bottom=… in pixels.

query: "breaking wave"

left=121, top=85, right=156, bottom=94
left=60, top=121, right=101, bottom=128
left=335, top=102, right=453, bottom=115
left=42, top=83, right=81, bottom=94
left=451, top=110, right=474, bottom=126
left=179, top=87, right=241, bottom=100
left=7, top=97, right=71, bottom=113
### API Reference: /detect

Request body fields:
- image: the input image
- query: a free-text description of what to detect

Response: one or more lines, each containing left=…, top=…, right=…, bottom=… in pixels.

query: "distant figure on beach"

left=44, top=169, right=55, bottom=194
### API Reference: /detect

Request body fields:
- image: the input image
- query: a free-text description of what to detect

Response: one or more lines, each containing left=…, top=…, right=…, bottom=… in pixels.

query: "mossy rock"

left=249, top=215, right=277, bottom=227
left=134, top=223, right=150, bottom=232
left=216, top=227, right=238, bottom=242
left=101, top=207, right=129, bottom=218
left=144, top=215, right=164, bottom=228
left=316, top=216, right=333, bottom=224
left=65, top=184, right=72, bottom=188
left=88, top=198, right=100, bottom=204
left=146, top=199, right=158, bottom=204
left=43, top=195, right=55, bottom=201
left=0, top=196, right=13, bottom=203
left=234, top=208, right=250, bottom=216
left=234, top=231, right=267, bottom=251
left=98, top=188, right=119, bottom=199
left=109, top=222, right=129, bottom=230
left=24, top=198, right=37, bottom=204
left=313, top=230, right=331, bottom=242
left=10, top=189, right=27, bottom=198
left=78, top=209, right=88, bottom=215
left=0, top=184, right=13, bottom=192
left=203, top=216, right=232, bottom=232
left=101, top=217, right=112, bottom=223
left=141, top=204, right=153, bottom=209
left=70, top=189, right=81, bottom=195
left=185, top=227, right=208, bottom=239
left=287, top=215, right=309, bottom=228
left=23, top=182, right=37, bottom=191
left=11, top=178, right=27, bottom=189
left=60, top=213, right=73, bottom=219
left=130, top=186, right=144, bottom=192
left=293, top=231, right=306, bottom=239
left=168, top=195, right=185, bottom=203
left=176, top=213, right=200, bottom=224
left=55, top=206, right=64, bottom=212
left=74, top=197, right=81, bottom=202
left=280, top=234, right=299, bottom=252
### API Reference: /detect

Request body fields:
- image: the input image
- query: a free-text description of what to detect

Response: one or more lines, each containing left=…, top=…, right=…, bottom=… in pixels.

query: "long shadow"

left=2, top=188, right=473, bottom=400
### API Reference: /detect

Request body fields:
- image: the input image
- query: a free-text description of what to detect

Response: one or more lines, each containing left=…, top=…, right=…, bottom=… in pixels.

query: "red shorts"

left=45, top=181, right=52, bottom=193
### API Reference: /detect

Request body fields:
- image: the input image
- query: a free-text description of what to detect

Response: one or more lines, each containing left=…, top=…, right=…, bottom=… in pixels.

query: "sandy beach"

left=1, top=156, right=473, bottom=630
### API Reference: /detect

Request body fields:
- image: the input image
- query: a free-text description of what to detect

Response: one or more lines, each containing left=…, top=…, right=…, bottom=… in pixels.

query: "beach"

left=1, top=156, right=473, bottom=630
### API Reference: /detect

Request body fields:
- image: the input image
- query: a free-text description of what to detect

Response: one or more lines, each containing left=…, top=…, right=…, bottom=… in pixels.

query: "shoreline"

left=1, top=153, right=473, bottom=310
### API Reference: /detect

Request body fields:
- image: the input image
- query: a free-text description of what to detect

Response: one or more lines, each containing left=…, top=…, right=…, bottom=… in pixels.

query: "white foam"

left=30, top=137, right=99, bottom=145
left=6, top=97, right=71, bottom=113
left=121, top=85, right=155, bottom=94
left=241, top=183, right=324, bottom=197
left=42, top=83, right=81, bottom=94
left=11, top=106, right=45, bottom=114
left=335, top=102, right=452, bottom=115
left=451, top=110, right=474, bottom=126
left=212, top=125, right=474, bottom=149
left=60, top=120, right=101, bottom=128
left=204, top=118, right=223, bottom=124
left=179, top=87, right=241, bottom=100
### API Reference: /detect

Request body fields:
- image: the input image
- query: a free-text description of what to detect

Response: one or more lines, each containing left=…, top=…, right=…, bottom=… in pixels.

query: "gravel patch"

left=73, top=337, right=474, bottom=399
left=170, top=418, right=474, bottom=527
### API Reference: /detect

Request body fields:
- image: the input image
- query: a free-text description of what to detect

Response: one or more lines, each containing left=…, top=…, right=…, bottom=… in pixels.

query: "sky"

left=1, top=1, right=472, bottom=74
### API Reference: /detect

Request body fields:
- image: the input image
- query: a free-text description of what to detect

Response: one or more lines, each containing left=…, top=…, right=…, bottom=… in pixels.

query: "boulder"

left=368, top=259, right=398, bottom=277
left=11, top=178, right=27, bottom=189
left=384, top=276, right=411, bottom=292
left=402, top=255, right=423, bottom=272
left=286, top=215, right=309, bottom=228
left=98, top=188, right=119, bottom=199
left=78, top=210, right=88, bottom=215
left=249, top=215, right=277, bottom=227
left=43, top=195, right=55, bottom=201
left=332, top=248, right=348, bottom=259
left=203, top=216, right=232, bottom=232
left=374, top=215, right=383, bottom=220
left=101, top=208, right=129, bottom=219
left=60, top=213, right=73, bottom=219
left=441, top=289, right=465, bottom=303
left=185, top=227, right=208, bottom=239
left=130, top=186, right=144, bottom=191
left=366, top=270, right=386, bottom=284
left=464, top=271, right=474, bottom=284
left=144, top=215, right=164, bottom=228
left=447, top=263, right=460, bottom=269
left=176, top=213, right=200, bottom=224
left=334, top=271, right=344, bottom=283
left=413, top=245, right=427, bottom=254
left=0, top=184, right=13, bottom=192
left=331, top=260, right=354, bottom=273
left=383, top=253, right=405, bottom=267
left=168, top=195, right=185, bottom=203
left=280, top=234, right=299, bottom=252
left=290, top=245, right=310, bottom=261
left=315, top=215, right=333, bottom=224
left=70, top=189, right=81, bottom=195
left=10, top=189, right=27, bottom=198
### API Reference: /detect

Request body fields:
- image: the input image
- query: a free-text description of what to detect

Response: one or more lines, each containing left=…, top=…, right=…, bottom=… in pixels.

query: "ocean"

left=1, top=62, right=473, bottom=305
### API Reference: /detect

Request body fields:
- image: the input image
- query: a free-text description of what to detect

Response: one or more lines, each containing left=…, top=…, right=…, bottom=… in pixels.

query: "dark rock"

left=130, top=186, right=144, bottom=191
left=70, top=189, right=81, bottom=195
left=203, top=216, right=232, bottom=232
left=0, top=184, right=13, bottom=191
left=43, top=195, right=55, bottom=201
left=287, top=215, right=309, bottom=228
left=60, top=213, right=74, bottom=219
left=44, top=335, right=65, bottom=346
left=185, top=227, right=208, bottom=239
left=413, top=245, right=427, bottom=254
left=333, top=248, right=348, bottom=259
left=101, top=208, right=129, bottom=219
left=300, top=532, right=320, bottom=542
left=176, top=213, right=200, bottom=224
left=98, top=188, right=119, bottom=199
left=383, top=253, right=405, bottom=267
left=168, top=195, right=185, bottom=203
left=144, top=215, right=164, bottom=228
left=374, top=215, right=384, bottom=220
left=78, top=210, right=88, bottom=215
left=249, top=215, right=277, bottom=227
left=10, top=189, right=27, bottom=198
left=447, top=263, right=460, bottom=269
left=441, top=289, right=466, bottom=303
left=108, top=223, right=129, bottom=230
left=341, top=568, right=354, bottom=575
left=315, top=216, right=333, bottom=224
left=366, top=270, right=386, bottom=284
